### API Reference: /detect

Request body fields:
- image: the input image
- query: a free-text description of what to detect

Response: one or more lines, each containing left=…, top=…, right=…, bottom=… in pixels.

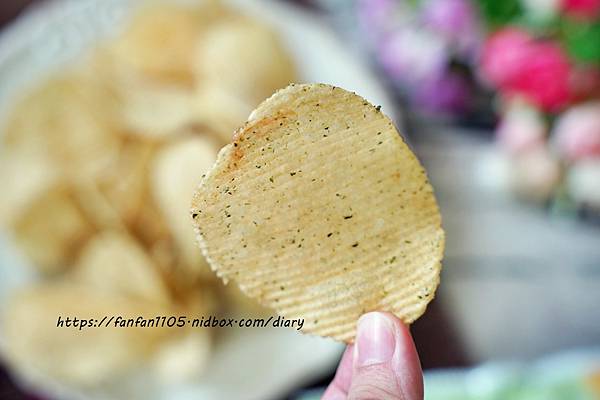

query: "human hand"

left=322, top=312, right=423, bottom=400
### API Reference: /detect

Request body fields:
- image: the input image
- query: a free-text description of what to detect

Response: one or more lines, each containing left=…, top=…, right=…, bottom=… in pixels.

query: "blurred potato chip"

left=152, top=135, right=219, bottom=277
left=110, top=2, right=220, bottom=84
left=152, top=331, right=212, bottom=384
left=73, top=231, right=170, bottom=304
left=194, top=85, right=253, bottom=144
left=120, top=81, right=197, bottom=138
left=194, top=17, right=297, bottom=105
left=97, top=137, right=157, bottom=225
left=0, top=0, right=305, bottom=386
left=3, top=284, right=171, bottom=385
left=71, top=179, right=127, bottom=233
left=2, top=75, right=120, bottom=181
left=191, top=84, right=444, bottom=342
left=0, top=148, right=59, bottom=226
left=12, top=187, right=94, bottom=274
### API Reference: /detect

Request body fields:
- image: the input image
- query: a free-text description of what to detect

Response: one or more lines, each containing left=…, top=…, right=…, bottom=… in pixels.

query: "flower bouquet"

left=478, top=0, right=600, bottom=216
left=353, top=0, right=600, bottom=217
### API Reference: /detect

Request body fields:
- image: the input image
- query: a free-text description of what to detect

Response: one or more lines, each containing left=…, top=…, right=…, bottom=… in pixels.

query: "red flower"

left=506, top=42, right=572, bottom=112
left=480, top=28, right=532, bottom=88
left=481, top=28, right=573, bottom=112
left=561, top=0, right=600, bottom=20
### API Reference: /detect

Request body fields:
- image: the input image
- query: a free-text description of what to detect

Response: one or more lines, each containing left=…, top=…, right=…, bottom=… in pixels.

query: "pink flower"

left=553, top=101, right=600, bottom=161
left=496, top=100, right=547, bottom=154
left=480, top=28, right=573, bottom=112
left=561, top=0, right=600, bottom=20
left=506, top=42, right=572, bottom=112
left=480, top=28, right=533, bottom=88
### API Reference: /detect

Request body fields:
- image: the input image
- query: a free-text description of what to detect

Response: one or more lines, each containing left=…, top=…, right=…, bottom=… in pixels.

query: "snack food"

left=3, top=284, right=171, bottom=385
left=152, top=135, right=220, bottom=277
left=191, top=83, right=444, bottom=342
left=73, top=231, right=170, bottom=303
left=0, top=0, right=299, bottom=386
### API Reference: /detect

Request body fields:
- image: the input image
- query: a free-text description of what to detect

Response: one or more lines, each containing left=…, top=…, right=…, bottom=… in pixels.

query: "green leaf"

left=562, top=19, right=600, bottom=63
left=475, top=0, right=522, bottom=27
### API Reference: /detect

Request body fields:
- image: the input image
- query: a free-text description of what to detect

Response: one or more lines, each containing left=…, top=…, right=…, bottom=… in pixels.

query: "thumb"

left=347, top=312, right=423, bottom=400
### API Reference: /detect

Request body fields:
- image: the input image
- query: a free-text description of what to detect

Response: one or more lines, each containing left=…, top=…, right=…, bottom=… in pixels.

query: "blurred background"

left=0, top=0, right=599, bottom=399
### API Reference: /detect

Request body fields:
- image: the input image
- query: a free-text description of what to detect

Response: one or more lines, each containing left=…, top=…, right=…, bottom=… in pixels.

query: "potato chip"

left=110, top=2, right=222, bottom=84
left=194, top=85, right=254, bottom=144
left=2, top=75, right=120, bottom=181
left=132, top=202, right=173, bottom=254
left=120, top=81, right=197, bottom=137
left=3, top=283, right=171, bottom=385
left=73, top=231, right=170, bottom=304
left=97, top=137, right=157, bottom=225
left=12, top=186, right=94, bottom=274
left=152, top=331, right=212, bottom=383
left=70, top=176, right=127, bottom=233
left=0, top=148, right=59, bottom=226
left=194, top=17, right=297, bottom=105
left=191, top=84, right=444, bottom=342
left=152, top=135, right=219, bottom=278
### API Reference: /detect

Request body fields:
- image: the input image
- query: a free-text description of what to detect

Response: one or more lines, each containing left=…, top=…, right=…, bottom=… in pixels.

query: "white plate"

left=0, top=1, right=396, bottom=399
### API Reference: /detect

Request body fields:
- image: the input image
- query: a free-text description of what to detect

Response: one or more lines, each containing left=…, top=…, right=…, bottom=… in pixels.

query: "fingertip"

left=357, top=312, right=423, bottom=400
left=389, top=318, right=423, bottom=400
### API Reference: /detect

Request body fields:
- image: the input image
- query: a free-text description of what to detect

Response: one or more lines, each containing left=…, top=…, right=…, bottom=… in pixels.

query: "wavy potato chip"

left=191, top=84, right=444, bottom=342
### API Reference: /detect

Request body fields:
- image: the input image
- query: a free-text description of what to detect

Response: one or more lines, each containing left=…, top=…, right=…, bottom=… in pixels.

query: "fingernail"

left=354, top=312, right=396, bottom=367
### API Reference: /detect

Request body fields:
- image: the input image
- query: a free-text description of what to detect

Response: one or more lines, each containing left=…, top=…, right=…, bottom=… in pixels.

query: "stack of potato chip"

left=0, top=1, right=296, bottom=386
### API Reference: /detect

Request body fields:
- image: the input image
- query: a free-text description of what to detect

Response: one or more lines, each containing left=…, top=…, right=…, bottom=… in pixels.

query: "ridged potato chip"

left=191, top=84, right=444, bottom=342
